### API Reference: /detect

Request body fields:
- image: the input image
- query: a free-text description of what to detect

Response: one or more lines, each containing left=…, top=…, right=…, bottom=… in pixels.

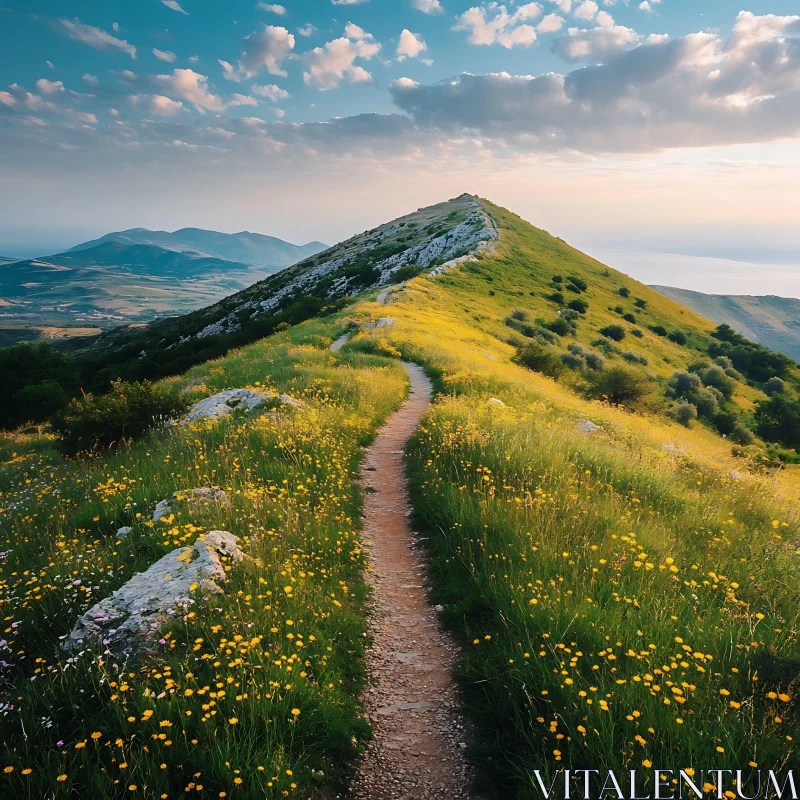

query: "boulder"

left=152, top=486, right=231, bottom=521
left=65, top=531, right=242, bottom=655
left=184, top=389, right=270, bottom=423
left=487, top=398, right=506, bottom=407
left=577, top=420, right=602, bottom=434
left=278, top=393, right=305, bottom=408
left=116, top=526, right=133, bottom=538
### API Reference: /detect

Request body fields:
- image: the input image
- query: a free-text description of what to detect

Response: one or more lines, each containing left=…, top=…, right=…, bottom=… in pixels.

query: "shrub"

left=710, top=324, right=795, bottom=381
left=547, top=292, right=565, bottom=305
left=671, top=401, right=698, bottom=427
left=650, top=325, right=668, bottom=337
left=668, top=371, right=702, bottom=396
left=755, top=394, right=800, bottom=450
left=622, top=313, right=637, bottom=324
left=515, top=344, right=565, bottom=379
left=729, top=422, right=755, bottom=445
left=699, top=365, right=736, bottom=399
left=51, top=380, right=189, bottom=454
left=618, top=287, right=630, bottom=298
left=715, top=356, right=734, bottom=370
left=599, top=324, right=626, bottom=342
left=586, top=366, right=650, bottom=406
left=390, top=263, right=424, bottom=283
left=622, top=351, right=648, bottom=366
left=568, top=298, right=588, bottom=314
left=510, top=309, right=528, bottom=321
left=692, top=387, right=720, bottom=419
left=568, top=343, right=605, bottom=371
left=566, top=276, right=588, bottom=292
left=631, top=328, right=644, bottom=338
left=561, top=352, right=586, bottom=370
left=765, top=377, right=786, bottom=395
left=551, top=275, right=563, bottom=284
left=634, top=298, right=648, bottom=309
left=546, top=318, right=574, bottom=337
left=668, top=330, right=688, bottom=345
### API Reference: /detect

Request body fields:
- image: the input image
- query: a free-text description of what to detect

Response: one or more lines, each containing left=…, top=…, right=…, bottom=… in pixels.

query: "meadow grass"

left=0, top=320, right=408, bottom=797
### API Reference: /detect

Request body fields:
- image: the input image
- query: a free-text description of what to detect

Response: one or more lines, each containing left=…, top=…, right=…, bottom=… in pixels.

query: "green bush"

left=755, top=394, right=800, bottom=450
left=547, top=292, right=565, bottom=305
left=390, top=263, right=424, bottom=283
left=568, top=298, right=588, bottom=314
left=599, top=324, right=626, bottom=342
left=622, top=313, right=637, bottom=324
left=515, top=344, right=565, bottom=379
left=52, top=379, right=189, bottom=454
left=729, top=422, right=755, bottom=445
left=765, top=377, right=786, bottom=395
left=668, top=330, right=688, bottom=345
left=618, top=287, right=630, bottom=298
left=671, top=401, right=698, bottom=427
left=634, top=298, right=648, bottom=309
left=586, top=365, right=650, bottom=406
left=698, top=365, right=736, bottom=399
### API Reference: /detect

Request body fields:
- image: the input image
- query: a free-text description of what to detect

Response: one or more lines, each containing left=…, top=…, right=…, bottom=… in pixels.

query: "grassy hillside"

left=653, top=285, right=800, bottom=361
left=2, top=196, right=800, bottom=796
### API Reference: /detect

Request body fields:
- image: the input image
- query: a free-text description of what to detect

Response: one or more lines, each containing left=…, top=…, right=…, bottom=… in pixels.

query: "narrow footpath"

left=350, top=361, right=474, bottom=799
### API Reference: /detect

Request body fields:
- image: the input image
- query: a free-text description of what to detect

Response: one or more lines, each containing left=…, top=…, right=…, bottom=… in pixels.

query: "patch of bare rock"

left=183, top=389, right=303, bottom=424
left=65, top=531, right=242, bottom=655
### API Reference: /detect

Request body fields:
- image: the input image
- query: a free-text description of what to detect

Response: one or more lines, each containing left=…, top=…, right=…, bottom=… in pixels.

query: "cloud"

left=239, top=26, right=296, bottom=77
left=297, top=24, right=317, bottom=37
left=162, top=0, right=189, bottom=14
left=56, top=18, right=137, bottom=58
left=331, top=0, right=369, bottom=4
left=552, top=0, right=571, bottom=10
left=397, top=29, right=427, bottom=61
left=229, top=93, right=259, bottom=107
left=303, top=25, right=381, bottom=89
left=0, top=91, right=17, bottom=107
left=552, top=22, right=640, bottom=61
left=412, top=0, right=444, bottom=14
left=46, top=60, right=56, bottom=70
left=258, top=3, right=286, bottom=14
left=454, top=3, right=542, bottom=48
left=573, top=1, right=597, bottom=21
left=153, top=48, right=177, bottom=62
left=638, top=0, right=661, bottom=11
left=389, top=13, right=800, bottom=154
left=252, top=84, right=290, bottom=101
left=156, top=68, right=224, bottom=112
left=151, top=95, right=184, bottom=116
left=219, top=60, right=240, bottom=82
left=82, top=74, right=100, bottom=86
left=537, top=13, right=564, bottom=33
left=36, top=78, right=65, bottom=95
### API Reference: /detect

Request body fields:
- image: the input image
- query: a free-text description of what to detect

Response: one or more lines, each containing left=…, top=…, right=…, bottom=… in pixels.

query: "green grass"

left=0, top=318, right=408, bottom=797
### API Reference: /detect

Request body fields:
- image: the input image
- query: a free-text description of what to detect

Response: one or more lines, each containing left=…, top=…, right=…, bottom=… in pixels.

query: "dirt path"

left=351, top=362, right=474, bottom=799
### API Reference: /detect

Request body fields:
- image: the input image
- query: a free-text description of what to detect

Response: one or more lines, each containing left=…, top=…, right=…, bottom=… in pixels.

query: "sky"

left=1, top=0, right=799, bottom=294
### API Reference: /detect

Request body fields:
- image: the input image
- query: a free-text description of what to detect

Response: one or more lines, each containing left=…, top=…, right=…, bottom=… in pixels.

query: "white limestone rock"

left=184, top=389, right=270, bottom=423
left=65, top=531, right=242, bottom=655
left=577, top=420, right=602, bottom=434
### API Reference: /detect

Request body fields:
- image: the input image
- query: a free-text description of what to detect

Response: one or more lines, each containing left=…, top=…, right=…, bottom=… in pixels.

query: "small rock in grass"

left=184, top=389, right=271, bottom=423
left=577, top=420, right=602, bottom=434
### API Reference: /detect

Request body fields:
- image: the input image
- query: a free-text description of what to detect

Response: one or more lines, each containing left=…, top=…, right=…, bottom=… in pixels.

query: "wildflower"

left=291, top=708, right=301, bottom=716
left=57, top=774, right=68, bottom=782
left=229, top=717, right=238, bottom=725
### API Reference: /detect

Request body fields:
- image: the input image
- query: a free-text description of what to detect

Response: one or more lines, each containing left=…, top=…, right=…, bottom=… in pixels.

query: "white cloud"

left=552, top=22, right=639, bottom=60
left=331, top=0, right=369, bottom=4
left=57, top=18, right=137, bottom=58
left=412, top=0, right=444, bottom=14
left=537, top=13, right=564, bottom=33
left=303, top=25, right=381, bottom=89
left=390, top=13, right=800, bottom=154
left=219, top=59, right=240, bottom=82
left=397, top=29, right=427, bottom=60
left=239, top=26, right=296, bottom=77
left=229, top=93, right=259, bottom=107
left=0, top=91, right=17, bottom=107
left=551, top=0, right=571, bottom=10
left=112, top=22, right=120, bottom=32
left=188, top=55, right=200, bottom=63
left=258, top=3, right=286, bottom=14
left=573, top=1, right=598, bottom=21
left=82, top=74, right=100, bottom=86
left=153, top=48, right=177, bottom=63
left=36, top=78, right=65, bottom=95
left=454, top=3, right=542, bottom=48
left=156, top=68, right=224, bottom=112
left=252, top=84, right=290, bottom=101
left=162, top=0, right=189, bottom=14
left=46, top=60, right=56, bottom=70
left=273, top=107, right=286, bottom=118
left=297, top=24, right=317, bottom=37
left=151, top=95, right=184, bottom=116
left=392, top=77, right=419, bottom=90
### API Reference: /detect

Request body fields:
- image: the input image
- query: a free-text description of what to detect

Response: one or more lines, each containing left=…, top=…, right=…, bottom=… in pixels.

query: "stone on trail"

left=184, top=389, right=270, bottom=423
left=65, top=531, right=243, bottom=655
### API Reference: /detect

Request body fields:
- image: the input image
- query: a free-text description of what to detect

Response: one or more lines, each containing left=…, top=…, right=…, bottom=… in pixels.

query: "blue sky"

left=1, top=1, right=800, bottom=293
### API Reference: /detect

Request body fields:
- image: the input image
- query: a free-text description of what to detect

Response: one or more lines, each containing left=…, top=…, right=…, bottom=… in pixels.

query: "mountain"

left=68, top=227, right=326, bottom=268
left=67, top=193, right=498, bottom=370
left=0, top=241, right=296, bottom=345
left=652, top=285, right=800, bottom=361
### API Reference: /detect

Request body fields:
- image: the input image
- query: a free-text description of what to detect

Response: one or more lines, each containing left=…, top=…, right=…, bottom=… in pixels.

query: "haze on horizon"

left=1, top=0, right=799, bottom=295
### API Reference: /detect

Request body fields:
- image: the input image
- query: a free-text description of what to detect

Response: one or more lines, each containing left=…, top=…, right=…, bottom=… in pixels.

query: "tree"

left=671, top=401, right=698, bottom=427
left=587, top=366, right=650, bottom=406
left=755, top=394, right=800, bottom=450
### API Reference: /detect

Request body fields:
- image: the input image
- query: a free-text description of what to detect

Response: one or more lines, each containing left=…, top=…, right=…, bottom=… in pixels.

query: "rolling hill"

left=3, top=194, right=800, bottom=798
left=68, top=226, right=326, bottom=267
left=652, top=285, right=800, bottom=361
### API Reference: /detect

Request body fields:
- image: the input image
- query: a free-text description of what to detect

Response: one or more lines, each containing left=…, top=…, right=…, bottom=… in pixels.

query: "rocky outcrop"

left=184, top=389, right=270, bottom=423
left=65, top=531, right=242, bottom=655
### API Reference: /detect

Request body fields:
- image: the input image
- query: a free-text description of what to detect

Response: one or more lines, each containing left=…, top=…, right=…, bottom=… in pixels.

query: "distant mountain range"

left=68, top=227, right=326, bottom=268
left=652, top=285, right=800, bottom=361
left=0, top=229, right=327, bottom=346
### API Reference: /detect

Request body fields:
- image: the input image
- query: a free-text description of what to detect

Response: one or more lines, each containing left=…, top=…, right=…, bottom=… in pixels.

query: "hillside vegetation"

left=2, top=196, right=799, bottom=797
